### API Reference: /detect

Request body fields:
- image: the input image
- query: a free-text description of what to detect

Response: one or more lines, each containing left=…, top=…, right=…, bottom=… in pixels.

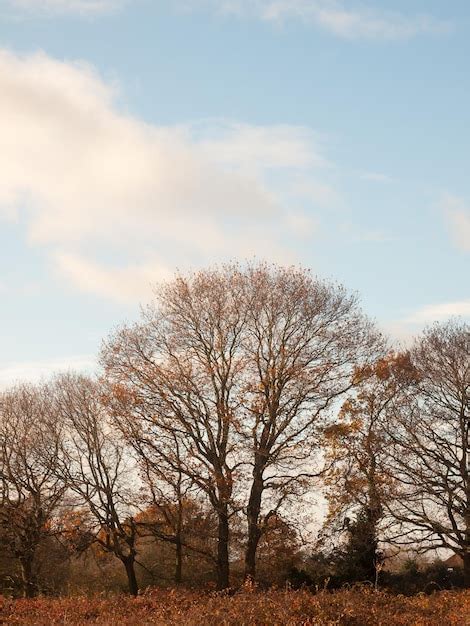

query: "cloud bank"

left=0, top=49, right=331, bottom=302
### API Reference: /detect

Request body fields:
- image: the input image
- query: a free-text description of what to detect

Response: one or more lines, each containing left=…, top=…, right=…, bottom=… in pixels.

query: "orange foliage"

left=1, top=588, right=468, bottom=625
left=352, top=352, right=418, bottom=386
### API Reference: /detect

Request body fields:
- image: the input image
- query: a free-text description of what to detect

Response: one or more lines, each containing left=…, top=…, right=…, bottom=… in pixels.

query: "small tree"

left=321, top=353, right=416, bottom=584
left=0, top=383, right=65, bottom=597
left=138, top=453, right=192, bottom=586
left=54, top=373, right=141, bottom=596
left=135, top=496, right=218, bottom=586
left=254, top=514, right=302, bottom=585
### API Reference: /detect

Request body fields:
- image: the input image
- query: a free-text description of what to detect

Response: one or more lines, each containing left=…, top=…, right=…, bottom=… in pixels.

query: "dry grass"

left=1, top=587, right=469, bottom=625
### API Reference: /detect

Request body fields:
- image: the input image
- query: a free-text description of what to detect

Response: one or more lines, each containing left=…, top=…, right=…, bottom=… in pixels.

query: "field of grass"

left=1, top=587, right=469, bottom=625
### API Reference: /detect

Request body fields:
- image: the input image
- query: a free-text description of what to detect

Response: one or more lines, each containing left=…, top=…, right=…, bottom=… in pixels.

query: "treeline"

left=0, top=263, right=468, bottom=597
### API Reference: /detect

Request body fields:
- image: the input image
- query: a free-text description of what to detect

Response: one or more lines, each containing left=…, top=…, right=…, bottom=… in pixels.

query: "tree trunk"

left=122, top=556, right=139, bottom=597
left=175, top=536, right=183, bottom=584
left=216, top=506, right=230, bottom=589
left=244, top=471, right=264, bottom=581
left=464, top=551, right=470, bottom=589
left=175, top=485, right=183, bottom=584
left=19, top=556, right=36, bottom=598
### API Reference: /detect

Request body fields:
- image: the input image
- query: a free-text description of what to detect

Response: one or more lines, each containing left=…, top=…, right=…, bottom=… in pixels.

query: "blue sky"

left=0, top=0, right=469, bottom=384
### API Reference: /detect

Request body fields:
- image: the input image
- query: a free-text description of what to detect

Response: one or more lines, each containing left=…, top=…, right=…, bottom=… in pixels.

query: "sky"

left=0, top=0, right=469, bottom=386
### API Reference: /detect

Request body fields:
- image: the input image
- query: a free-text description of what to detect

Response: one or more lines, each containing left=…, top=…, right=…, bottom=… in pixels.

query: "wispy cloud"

left=441, top=193, right=470, bottom=253
left=2, top=1, right=451, bottom=40
left=0, top=0, right=123, bottom=17
left=3, top=0, right=124, bottom=15
left=0, top=49, right=331, bottom=302
left=183, top=1, right=451, bottom=41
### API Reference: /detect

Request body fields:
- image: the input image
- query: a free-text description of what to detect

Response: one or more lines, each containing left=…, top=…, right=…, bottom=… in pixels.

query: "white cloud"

left=380, top=321, right=415, bottom=346
left=382, top=300, right=470, bottom=346
left=183, top=1, right=450, bottom=41
left=441, top=193, right=470, bottom=253
left=195, top=121, right=327, bottom=171
left=384, top=300, right=470, bottom=345
left=0, top=354, right=95, bottom=387
left=0, top=49, right=325, bottom=302
left=290, top=178, right=341, bottom=207
left=4, top=0, right=124, bottom=15
left=54, top=253, right=174, bottom=302
left=360, top=171, right=394, bottom=183
left=284, top=212, right=318, bottom=238
left=405, top=300, right=470, bottom=325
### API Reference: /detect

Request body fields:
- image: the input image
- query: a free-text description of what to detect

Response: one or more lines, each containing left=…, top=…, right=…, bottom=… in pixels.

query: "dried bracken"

left=1, top=588, right=469, bottom=626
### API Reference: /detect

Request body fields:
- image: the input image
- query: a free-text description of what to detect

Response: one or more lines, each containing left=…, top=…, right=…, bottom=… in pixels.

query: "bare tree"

left=0, top=383, right=65, bottom=597
left=240, top=265, right=380, bottom=580
left=386, top=320, right=470, bottom=587
left=102, top=262, right=380, bottom=585
left=102, top=266, right=248, bottom=589
left=53, top=373, right=141, bottom=596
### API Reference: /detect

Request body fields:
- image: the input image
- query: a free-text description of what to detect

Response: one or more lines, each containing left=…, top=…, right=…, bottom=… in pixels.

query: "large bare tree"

left=0, top=383, right=65, bottom=597
left=386, top=321, right=470, bottom=587
left=102, top=263, right=379, bottom=586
